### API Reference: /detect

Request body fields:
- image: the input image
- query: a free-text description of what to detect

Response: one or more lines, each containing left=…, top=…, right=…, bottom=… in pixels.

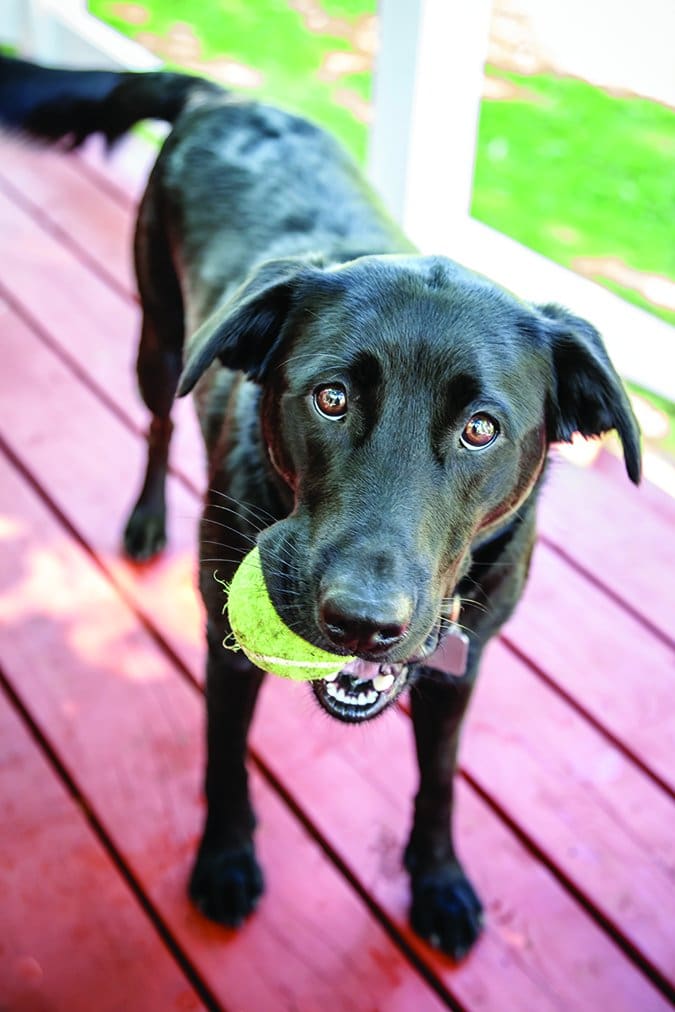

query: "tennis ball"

left=223, top=546, right=354, bottom=680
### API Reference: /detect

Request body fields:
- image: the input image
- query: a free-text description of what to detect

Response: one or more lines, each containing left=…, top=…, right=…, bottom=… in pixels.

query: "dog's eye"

left=460, top=413, right=499, bottom=449
left=313, top=384, right=348, bottom=419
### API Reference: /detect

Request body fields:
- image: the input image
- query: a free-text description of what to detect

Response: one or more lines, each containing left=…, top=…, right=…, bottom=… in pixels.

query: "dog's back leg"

left=124, top=182, right=184, bottom=561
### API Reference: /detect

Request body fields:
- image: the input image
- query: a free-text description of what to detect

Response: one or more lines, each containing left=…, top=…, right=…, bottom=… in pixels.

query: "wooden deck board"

left=0, top=141, right=136, bottom=297
left=0, top=174, right=205, bottom=496
left=540, top=455, right=675, bottom=645
left=503, top=543, right=675, bottom=794
left=0, top=688, right=205, bottom=1012
left=464, top=642, right=674, bottom=979
left=0, top=297, right=204, bottom=675
left=1, top=132, right=674, bottom=1009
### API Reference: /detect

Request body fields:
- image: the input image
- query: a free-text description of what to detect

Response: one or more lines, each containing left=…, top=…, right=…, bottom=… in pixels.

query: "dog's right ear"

left=177, top=256, right=338, bottom=395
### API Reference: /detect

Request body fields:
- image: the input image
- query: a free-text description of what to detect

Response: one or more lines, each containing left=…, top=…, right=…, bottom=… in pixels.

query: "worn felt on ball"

left=224, top=546, right=353, bottom=680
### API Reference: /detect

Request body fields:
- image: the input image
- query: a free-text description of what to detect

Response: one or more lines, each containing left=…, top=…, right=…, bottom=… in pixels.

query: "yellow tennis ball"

left=223, top=546, right=354, bottom=680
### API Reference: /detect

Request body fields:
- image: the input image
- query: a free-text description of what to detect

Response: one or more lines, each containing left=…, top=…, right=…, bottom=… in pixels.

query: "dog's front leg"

left=189, top=621, right=266, bottom=926
left=405, top=663, right=484, bottom=960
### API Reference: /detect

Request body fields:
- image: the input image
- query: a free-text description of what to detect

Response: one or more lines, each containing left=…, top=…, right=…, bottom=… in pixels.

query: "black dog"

left=0, top=56, right=640, bottom=959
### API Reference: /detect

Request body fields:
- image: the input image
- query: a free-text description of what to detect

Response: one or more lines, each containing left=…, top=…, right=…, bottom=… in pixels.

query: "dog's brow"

left=444, top=373, right=482, bottom=416
left=347, top=350, right=382, bottom=388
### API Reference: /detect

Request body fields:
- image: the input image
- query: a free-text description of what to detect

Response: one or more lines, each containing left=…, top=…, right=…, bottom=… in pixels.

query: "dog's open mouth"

left=311, top=658, right=410, bottom=723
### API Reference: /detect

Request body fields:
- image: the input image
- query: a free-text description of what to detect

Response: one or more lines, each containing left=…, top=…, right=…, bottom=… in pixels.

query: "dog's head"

left=179, top=254, right=640, bottom=721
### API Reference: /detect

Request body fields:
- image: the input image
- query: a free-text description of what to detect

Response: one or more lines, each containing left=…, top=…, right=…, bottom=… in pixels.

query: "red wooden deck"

left=0, top=133, right=673, bottom=1012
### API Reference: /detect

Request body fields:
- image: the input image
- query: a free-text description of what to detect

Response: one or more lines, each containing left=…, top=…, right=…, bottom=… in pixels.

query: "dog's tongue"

left=339, top=658, right=382, bottom=682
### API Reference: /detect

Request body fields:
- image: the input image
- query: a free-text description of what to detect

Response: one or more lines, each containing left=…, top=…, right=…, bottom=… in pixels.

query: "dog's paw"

left=123, top=504, right=166, bottom=561
left=409, top=863, right=484, bottom=960
left=189, top=843, right=264, bottom=927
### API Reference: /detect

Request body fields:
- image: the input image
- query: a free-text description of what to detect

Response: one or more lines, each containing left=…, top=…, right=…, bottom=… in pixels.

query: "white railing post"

left=369, top=0, right=492, bottom=247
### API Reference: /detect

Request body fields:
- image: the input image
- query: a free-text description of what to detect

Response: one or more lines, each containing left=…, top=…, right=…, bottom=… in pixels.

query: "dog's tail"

left=0, top=54, right=221, bottom=148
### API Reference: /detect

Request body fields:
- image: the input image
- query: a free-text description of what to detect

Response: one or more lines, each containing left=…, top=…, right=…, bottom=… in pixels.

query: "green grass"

left=89, top=0, right=374, bottom=161
left=473, top=67, right=675, bottom=325
left=338, top=70, right=371, bottom=102
left=319, top=0, right=372, bottom=16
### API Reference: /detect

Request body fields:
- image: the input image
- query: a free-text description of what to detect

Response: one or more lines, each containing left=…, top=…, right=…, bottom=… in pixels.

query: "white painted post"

left=368, top=0, right=492, bottom=248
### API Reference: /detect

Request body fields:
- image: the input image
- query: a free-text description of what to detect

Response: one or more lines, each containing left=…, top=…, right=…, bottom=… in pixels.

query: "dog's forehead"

left=291, top=254, right=538, bottom=384
left=338, top=255, right=525, bottom=336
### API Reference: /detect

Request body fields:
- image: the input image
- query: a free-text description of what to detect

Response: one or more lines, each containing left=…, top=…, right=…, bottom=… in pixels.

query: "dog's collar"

left=423, top=623, right=470, bottom=678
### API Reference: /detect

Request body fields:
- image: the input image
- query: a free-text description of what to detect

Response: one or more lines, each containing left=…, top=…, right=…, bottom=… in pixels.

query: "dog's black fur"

left=0, top=56, right=641, bottom=959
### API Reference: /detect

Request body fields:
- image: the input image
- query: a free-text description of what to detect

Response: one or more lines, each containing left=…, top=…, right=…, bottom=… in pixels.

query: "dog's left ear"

left=177, top=256, right=336, bottom=395
left=539, top=303, right=641, bottom=484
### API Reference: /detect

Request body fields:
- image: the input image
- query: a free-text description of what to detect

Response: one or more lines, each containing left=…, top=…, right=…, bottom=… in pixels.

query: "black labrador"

left=0, top=57, right=640, bottom=959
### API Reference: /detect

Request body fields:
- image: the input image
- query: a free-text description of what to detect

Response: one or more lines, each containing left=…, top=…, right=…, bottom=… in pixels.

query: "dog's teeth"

left=373, top=673, right=395, bottom=692
left=325, top=683, right=378, bottom=708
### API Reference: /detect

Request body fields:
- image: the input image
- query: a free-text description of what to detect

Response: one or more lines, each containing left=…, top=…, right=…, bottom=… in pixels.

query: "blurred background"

left=4, top=0, right=674, bottom=469
left=87, top=0, right=675, bottom=465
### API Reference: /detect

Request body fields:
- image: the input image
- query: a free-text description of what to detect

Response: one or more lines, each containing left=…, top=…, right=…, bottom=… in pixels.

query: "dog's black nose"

left=320, top=599, right=411, bottom=657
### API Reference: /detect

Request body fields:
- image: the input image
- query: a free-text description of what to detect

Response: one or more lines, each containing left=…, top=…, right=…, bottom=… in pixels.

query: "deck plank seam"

left=460, top=769, right=675, bottom=1003
left=537, top=540, right=675, bottom=652
left=0, top=427, right=202, bottom=696
left=500, top=633, right=674, bottom=801
left=0, top=278, right=143, bottom=440
left=75, top=145, right=142, bottom=211
left=250, top=749, right=466, bottom=1012
left=0, top=661, right=225, bottom=1012
left=0, top=171, right=135, bottom=306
